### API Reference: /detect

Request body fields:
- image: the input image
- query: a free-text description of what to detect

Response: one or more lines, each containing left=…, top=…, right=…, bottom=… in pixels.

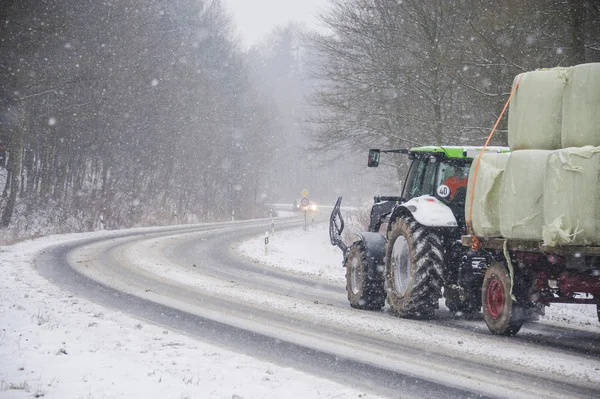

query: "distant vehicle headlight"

left=310, top=204, right=317, bottom=211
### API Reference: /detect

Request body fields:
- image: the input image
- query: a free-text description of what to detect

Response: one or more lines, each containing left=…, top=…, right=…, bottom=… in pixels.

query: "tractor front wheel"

left=345, top=241, right=385, bottom=310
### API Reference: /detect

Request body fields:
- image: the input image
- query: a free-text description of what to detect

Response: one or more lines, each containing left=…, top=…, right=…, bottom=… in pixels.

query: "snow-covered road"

left=2, top=217, right=600, bottom=398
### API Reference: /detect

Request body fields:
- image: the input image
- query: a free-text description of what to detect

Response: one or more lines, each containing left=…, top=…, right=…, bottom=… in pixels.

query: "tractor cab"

left=368, top=147, right=474, bottom=229
left=330, top=146, right=509, bottom=254
left=400, top=148, right=472, bottom=228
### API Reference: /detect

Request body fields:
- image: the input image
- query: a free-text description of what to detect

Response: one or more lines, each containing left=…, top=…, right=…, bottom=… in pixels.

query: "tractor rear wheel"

left=481, top=262, right=525, bottom=336
left=385, top=215, right=444, bottom=319
left=345, top=241, right=385, bottom=310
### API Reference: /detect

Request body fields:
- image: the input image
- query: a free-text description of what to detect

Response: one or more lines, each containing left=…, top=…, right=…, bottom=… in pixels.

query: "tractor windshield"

left=402, top=157, right=471, bottom=205
left=435, top=162, right=470, bottom=203
left=402, top=158, right=438, bottom=200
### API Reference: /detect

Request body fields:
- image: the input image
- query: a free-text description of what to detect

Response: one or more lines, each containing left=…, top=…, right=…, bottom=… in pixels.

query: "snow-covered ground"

left=1, top=220, right=598, bottom=398
left=237, top=223, right=599, bottom=329
left=236, top=220, right=344, bottom=284
left=0, top=223, right=375, bottom=399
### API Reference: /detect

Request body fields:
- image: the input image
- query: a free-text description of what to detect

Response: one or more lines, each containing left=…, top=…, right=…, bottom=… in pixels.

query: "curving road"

left=35, top=217, right=600, bottom=399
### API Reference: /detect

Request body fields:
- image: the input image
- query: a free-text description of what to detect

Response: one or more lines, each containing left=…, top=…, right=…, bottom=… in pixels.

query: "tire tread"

left=385, top=214, right=445, bottom=319
left=345, top=241, right=385, bottom=310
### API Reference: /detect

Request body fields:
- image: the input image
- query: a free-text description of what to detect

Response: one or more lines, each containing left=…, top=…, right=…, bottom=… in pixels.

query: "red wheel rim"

left=486, top=277, right=504, bottom=320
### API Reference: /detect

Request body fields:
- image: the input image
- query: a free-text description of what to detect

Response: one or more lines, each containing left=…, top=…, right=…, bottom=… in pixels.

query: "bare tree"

left=310, top=0, right=473, bottom=158
left=0, top=0, right=281, bottom=235
left=309, top=0, right=600, bottom=158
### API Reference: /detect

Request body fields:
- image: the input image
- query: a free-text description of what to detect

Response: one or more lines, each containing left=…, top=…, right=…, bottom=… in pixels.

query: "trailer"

left=461, top=235, right=600, bottom=334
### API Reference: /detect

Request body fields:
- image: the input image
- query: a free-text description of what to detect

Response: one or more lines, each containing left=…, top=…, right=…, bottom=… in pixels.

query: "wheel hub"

left=486, top=277, right=504, bottom=320
left=391, top=236, right=410, bottom=295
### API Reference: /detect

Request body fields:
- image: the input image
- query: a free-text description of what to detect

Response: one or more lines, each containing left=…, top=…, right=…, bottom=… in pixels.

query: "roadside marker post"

left=304, top=207, right=307, bottom=231
left=264, top=231, right=269, bottom=255
left=300, top=197, right=310, bottom=231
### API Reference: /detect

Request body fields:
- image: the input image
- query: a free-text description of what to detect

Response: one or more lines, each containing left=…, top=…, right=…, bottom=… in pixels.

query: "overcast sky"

left=222, top=0, right=330, bottom=48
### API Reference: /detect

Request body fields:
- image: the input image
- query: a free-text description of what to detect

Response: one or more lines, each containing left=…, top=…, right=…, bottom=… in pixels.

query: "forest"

left=1, top=0, right=598, bottom=239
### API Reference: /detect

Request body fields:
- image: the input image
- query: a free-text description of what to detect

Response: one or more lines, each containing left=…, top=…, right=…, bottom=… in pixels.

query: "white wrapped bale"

left=543, top=146, right=600, bottom=246
left=499, top=150, right=550, bottom=240
left=465, top=152, right=510, bottom=237
left=507, top=68, right=570, bottom=151
left=562, top=63, right=600, bottom=148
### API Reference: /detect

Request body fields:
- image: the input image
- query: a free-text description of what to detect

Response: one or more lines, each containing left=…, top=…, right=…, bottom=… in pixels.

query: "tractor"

left=329, top=146, right=508, bottom=319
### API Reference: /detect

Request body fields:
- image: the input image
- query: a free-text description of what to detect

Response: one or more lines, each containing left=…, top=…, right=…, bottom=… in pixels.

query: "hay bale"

left=499, top=150, right=550, bottom=240
left=465, top=152, right=510, bottom=237
left=562, top=63, right=600, bottom=148
left=507, top=68, right=570, bottom=150
left=543, top=146, right=600, bottom=246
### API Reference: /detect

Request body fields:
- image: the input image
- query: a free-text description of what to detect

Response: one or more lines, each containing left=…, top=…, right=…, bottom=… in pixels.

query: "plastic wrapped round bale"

left=562, top=63, right=600, bottom=148
left=543, top=146, right=600, bottom=246
left=507, top=68, right=570, bottom=151
left=465, top=152, right=510, bottom=238
left=499, top=150, right=551, bottom=240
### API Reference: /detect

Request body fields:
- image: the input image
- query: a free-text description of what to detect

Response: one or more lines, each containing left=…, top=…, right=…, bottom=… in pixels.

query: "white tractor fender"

left=399, top=195, right=458, bottom=228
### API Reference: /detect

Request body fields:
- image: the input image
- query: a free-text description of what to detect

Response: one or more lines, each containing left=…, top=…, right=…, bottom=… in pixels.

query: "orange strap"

left=467, top=74, right=523, bottom=251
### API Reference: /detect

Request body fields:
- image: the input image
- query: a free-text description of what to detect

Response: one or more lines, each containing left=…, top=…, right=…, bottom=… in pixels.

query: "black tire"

left=345, top=241, right=385, bottom=310
left=481, top=262, right=525, bottom=336
left=385, top=215, right=444, bottom=319
left=444, top=286, right=481, bottom=314
left=596, top=304, right=600, bottom=324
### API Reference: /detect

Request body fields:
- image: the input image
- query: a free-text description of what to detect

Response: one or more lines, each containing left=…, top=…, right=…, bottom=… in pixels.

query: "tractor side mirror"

left=368, top=149, right=380, bottom=167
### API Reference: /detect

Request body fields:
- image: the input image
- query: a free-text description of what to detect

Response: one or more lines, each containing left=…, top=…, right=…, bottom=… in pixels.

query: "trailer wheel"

left=481, top=262, right=525, bottom=336
left=597, top=304, right=600, bottom=324
left=345, top=241, right=385, bottom=310
left=385, top=215, right=444, bottom=319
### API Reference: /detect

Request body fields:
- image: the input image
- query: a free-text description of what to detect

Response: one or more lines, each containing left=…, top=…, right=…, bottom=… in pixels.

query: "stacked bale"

left=465, top=153, right=509, bottom=237
left=507, top=68, right=569, bottom=151
left=498, top=150, right=549, bottom=240
left=543, top=146, right=600, bottom=246
left=467, top=63, right=600, bottom=245
left=544, top=63, right=600, bottom=246
left=562, top=63, right=600, bottom=148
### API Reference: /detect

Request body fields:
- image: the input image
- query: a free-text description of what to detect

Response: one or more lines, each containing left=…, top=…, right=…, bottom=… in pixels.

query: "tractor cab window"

left=435, top=162, right=470, bottom=203
left=402, top=158, right=438, bottom=200
left=403, top=157, right=471, bottom=203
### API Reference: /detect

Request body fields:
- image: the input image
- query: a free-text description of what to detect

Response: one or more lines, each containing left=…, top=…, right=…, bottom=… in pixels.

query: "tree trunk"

left=2, top=111, right=24, bottom=228
left=569, top=0, right=586, bottom=64
left=2, top=169, right=11, bottom=199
